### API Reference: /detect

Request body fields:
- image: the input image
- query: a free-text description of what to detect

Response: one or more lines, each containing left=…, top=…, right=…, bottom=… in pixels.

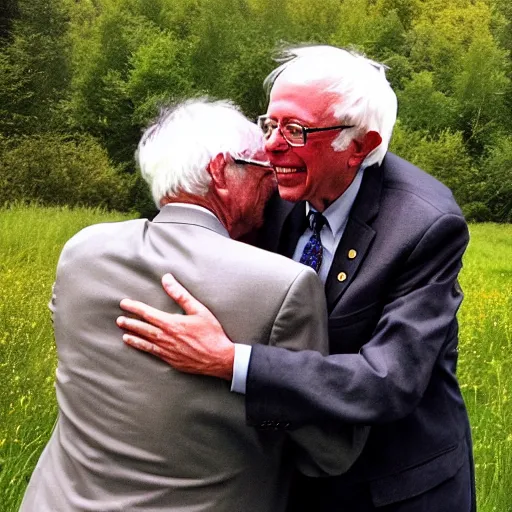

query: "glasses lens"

left=258, top=116, right=276, bottom=139
left=282, top=123, right=305, bottom=145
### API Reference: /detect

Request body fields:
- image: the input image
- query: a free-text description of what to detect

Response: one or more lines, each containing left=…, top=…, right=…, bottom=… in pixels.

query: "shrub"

left=478, top=136, right=512, bottom=222
left=390, top=122, right=474, bottom=206
left=462, top=202, right=492, bottom=222
left=0, top=133, right=134, bottom=211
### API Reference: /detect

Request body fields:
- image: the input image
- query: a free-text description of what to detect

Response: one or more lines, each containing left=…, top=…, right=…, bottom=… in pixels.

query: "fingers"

left=116, top=315, right=164, bottom=342
left=122, top=333, right=166, bottom=359
left=161, top=273, right=212, bottom=317
left=118, top=299, right=176, bottom=332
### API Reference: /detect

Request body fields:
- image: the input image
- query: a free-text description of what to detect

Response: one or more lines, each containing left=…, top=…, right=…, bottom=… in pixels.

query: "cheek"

left=297, top=142, right=328, bottom=169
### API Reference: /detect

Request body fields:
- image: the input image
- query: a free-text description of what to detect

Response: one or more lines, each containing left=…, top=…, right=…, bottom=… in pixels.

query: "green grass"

left=0, top=205, right=136, bottom=511
left=1, top=206, right=511, bottom=511
left=457, top=224, right=512, bottom=512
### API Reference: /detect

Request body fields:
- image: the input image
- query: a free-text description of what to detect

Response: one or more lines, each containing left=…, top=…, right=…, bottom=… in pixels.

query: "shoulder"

left=59, top=218, right=147, bottom=266
left=374, top=153, right=467, bottom=242
left=373, top=153, right=468, bottom=256
left=224, top=236, right=319, bottom=287
left=380, top=153, right=464, bottom=218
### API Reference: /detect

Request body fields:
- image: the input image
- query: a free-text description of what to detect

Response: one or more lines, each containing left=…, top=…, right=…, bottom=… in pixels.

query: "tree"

left=0, top=0, right=19, bottom=44
left=390, top=122, right=474, bottom=206
left=477, top=136, right=512, bottom=221
left=452, top=34, right=510, bottom=152
left=0, top=0, right=70, bottom=135
left=397, top=71, right=455, bottom=134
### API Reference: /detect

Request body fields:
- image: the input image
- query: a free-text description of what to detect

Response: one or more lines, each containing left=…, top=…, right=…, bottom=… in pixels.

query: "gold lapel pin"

left=337, top=272, right=347, bottom=282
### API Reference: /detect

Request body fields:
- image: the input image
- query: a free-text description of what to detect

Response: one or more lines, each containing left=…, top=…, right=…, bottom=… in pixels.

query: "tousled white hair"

left=136, top=99, right=265, bottom=207
left=264, top=45, right=397, bottom=166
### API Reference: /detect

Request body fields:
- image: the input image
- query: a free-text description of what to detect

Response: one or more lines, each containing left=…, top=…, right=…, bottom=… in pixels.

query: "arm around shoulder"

left=247, top=213, right=469, bottom=426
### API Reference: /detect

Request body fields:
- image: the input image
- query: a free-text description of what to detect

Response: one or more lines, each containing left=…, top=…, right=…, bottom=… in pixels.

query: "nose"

left=264, top=127, right=289, bottom=152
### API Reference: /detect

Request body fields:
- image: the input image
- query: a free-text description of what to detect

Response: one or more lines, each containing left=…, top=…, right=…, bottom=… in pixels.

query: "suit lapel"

left=325, top=161, right=384, bottom=312
left=277, top=201, right=308, bottom=258
left=255, top=192, right=298, bottom=254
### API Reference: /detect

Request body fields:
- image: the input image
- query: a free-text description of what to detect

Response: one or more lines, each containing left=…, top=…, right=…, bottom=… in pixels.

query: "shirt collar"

left=306, top=166, right=365, bottom=238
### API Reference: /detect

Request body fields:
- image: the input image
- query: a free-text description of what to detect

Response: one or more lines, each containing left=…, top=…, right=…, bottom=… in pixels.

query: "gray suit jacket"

left=20, top=204, right=366, bottom=512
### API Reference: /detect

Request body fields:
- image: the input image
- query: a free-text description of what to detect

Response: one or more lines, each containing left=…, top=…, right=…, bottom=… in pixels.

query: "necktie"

left=300, top=211, right=326, bottom=273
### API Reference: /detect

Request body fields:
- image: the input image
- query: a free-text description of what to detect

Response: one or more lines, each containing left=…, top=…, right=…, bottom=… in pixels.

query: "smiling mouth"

left=275, top=167, right=302, bottom=174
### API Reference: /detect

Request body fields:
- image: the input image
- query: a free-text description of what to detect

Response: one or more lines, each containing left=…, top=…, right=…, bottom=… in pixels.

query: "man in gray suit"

left=20, top=99, right=366, bottom=512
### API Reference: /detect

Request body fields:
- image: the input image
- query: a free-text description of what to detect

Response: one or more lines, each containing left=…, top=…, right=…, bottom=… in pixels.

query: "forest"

left=1, top=0, right=511, bottom=221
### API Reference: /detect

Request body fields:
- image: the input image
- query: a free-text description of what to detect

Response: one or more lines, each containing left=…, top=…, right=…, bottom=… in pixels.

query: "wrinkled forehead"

left=267, top=78, right=340, bottom=124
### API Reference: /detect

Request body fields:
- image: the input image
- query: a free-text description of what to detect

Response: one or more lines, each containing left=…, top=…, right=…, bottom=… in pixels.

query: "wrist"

left=218, top=343, right=235, bottom=381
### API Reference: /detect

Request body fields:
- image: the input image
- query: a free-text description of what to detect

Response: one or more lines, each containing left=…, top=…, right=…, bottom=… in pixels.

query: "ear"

left=348, top=131, right=382, bottom=168
left=206, top=153, right=228, bottom=189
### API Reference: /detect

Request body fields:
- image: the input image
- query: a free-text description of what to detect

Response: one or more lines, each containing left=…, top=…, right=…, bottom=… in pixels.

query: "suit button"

left=337, top=272, right=347, bottom=282
left=348, top=249, right=357, bottom=259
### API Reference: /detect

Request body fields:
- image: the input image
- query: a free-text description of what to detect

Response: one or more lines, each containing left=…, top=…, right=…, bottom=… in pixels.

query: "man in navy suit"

left=118, top=46, right=476, bottom=511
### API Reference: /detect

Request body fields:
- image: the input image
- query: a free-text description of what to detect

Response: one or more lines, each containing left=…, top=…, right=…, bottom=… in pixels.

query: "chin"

left=277, top=187, right=304, bottom=204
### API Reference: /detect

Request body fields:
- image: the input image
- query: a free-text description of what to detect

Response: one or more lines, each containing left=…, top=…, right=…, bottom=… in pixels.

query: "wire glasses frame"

left=257, top=115, right=355, bottom=147
left=232, top=157, right=272, bottom=168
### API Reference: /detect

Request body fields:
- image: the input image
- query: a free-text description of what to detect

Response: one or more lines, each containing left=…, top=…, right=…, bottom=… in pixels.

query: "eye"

left=283, top=123, right=304, bottom=141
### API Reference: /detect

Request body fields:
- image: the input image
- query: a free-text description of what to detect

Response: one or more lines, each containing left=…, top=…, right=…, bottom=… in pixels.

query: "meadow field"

left=0, top=205, right=511, bottom=511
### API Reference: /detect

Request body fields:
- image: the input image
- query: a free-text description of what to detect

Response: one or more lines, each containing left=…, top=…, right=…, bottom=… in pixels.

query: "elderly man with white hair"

left=118, top=46, right=476, bottom=512
left=20, top=99, right=367, bottom=512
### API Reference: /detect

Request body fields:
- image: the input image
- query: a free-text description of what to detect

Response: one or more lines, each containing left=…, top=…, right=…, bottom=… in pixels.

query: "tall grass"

left=457, top=224, right=512, bottom=511
left=0, top=205, right=135, bottom=511
left=0, top=206, right=511, bottom=511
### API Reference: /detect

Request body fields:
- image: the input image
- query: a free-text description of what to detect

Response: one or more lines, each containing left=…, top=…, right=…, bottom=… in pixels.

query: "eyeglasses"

left=257, top=115, right=355, bottom=147
left=233, top=157, right=272, bottom=169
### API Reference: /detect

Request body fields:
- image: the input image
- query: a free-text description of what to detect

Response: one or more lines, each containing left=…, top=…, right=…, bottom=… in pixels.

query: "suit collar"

left=153, top=204, right=230, bottom=238
left=348, top=159, right=383, bottom=224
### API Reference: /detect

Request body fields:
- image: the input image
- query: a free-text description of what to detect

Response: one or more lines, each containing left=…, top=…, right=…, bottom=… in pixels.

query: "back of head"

left=136, top=99, right=265, bottom=207
left=265, top=45, right=397, bottom=167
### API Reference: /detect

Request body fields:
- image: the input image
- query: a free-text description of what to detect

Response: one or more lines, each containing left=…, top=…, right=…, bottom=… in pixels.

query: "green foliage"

left=0, top=0, right=70, bottom=135
left=390, top=122, right=473, bottom=203
left=285, top=0, right=341, bottom=42
left=0, top=0, right=19, bottom=43
left=397, top=71, right=456, bottom=133
left=476, top=136, right=512, bottom=222
left=65, top=2, right=157, bottom=162
left=452, top=33, right=510, bottom=149
left=0, top=134, right=135, bottom=211
left=462, top=202, right=492, bottom=223
left=127, top=30, right=196, bottom=124
left=0, top=0, right=510, bottom=221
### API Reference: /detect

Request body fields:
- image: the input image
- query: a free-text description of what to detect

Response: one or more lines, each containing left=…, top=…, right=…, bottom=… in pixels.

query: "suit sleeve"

left=247, top=213, right=469, bottom=426
left=269, top=267, right=369, bottom=476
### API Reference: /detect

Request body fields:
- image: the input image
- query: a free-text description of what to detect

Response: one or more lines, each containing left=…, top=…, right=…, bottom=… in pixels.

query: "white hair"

left=136, top=99, right=265, bottom=207
left=264, top=45, right=397, bottom=166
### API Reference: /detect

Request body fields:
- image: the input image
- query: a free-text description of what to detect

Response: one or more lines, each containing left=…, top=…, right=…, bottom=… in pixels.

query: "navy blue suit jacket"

left=248, top=153, right=475, bottom=508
